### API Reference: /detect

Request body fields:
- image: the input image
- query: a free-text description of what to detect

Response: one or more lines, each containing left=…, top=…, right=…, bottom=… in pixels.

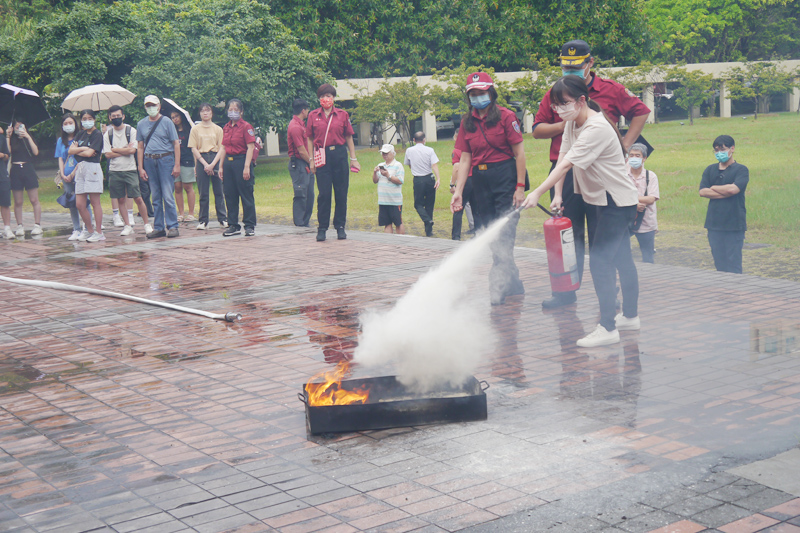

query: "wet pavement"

left=1, top=214, right=800, bottom=533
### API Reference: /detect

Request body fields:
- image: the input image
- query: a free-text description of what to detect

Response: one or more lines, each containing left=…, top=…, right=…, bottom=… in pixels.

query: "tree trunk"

left=689, top=105, right=694, bottom=125
left=753, top=97, right=758, bottom=119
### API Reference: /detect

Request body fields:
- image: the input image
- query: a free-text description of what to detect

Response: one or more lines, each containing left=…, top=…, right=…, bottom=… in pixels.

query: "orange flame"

left=305, top=362, right=370, bottom=406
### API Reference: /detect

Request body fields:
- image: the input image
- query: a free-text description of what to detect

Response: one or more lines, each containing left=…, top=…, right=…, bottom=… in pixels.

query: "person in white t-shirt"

left=627, top=143, right=659, bottom=263
left=523, top=76, right=640, bottom=348
left=103, top=105, right=152, bottom=235
left=373, top=144, right=405, bottom=234
left=404, top=131, right=440, bottom=236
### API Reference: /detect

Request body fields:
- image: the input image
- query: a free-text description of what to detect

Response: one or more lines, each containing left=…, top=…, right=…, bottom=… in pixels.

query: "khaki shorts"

left=109, top=170, right=141, bottom=199
left=176, top=165, right=196, bottom=184
left=74, top=162, right=104, bottom=195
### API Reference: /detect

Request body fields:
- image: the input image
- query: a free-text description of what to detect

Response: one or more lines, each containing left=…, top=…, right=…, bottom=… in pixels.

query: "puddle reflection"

left=750, top=321, right=800, bottom=360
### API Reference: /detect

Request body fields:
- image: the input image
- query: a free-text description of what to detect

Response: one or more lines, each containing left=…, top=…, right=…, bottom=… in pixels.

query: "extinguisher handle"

left=536, top=203, right=555, bottom=217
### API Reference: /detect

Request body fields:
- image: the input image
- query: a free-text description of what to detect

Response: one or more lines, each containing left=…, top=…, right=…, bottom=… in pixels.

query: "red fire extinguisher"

left=542, top=207, right=580, bottom=293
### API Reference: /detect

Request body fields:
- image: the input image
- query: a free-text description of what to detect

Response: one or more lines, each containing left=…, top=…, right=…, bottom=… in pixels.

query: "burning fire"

left=305, top=362, right=370, bottom=406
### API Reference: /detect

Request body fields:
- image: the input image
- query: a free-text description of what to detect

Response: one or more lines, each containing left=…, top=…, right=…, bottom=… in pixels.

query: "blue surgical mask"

left=469, top=94, right=492, bottom=110
left=228, top=111, right=241, bottom=121
left=715, top=150, right=730, bottom=163
left=562, top=68, right=586, bottom=79
left=81, top=120, right=95, bottom=130
left=628, top=157, right=643, bottom=169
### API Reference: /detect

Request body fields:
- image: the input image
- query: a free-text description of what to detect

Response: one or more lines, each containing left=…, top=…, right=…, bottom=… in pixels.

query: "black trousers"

left=315, top=145, right=349, bottom=230
left=413, top=174, right=436, bottom=224
left=289, top=158, right=315, bottom=226
left=222, top=155, right=256, bottom=230
left=196, top=153, right=227, bottom=225
left=590, top=194, right=639, bottom=331
left=708, top=230, right=744, bottom=273
left=634, top=230, right=655, bottom=263
left=452, top=176, right=480, bottom=240
left=548, top=162, right=597, bottom=295
left=472, top=159, right=522, bottom=301
left=139, top=174, right=154, bottom=217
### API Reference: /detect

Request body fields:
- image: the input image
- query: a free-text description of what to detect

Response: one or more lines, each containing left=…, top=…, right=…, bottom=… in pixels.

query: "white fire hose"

left=0, top=275, right=242, bottom=322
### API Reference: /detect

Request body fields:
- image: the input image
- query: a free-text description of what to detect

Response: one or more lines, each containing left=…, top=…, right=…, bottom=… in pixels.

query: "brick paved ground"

left=1, top=217, right=800, bottom=532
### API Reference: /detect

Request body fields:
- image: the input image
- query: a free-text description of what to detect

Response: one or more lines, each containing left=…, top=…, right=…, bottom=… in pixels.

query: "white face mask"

left=63, top=124, right=75, bottom=134
left=555, top=102, right=580, bottom=121
left=145, top=106, right=159, bottom=117
left=81, top=120, right=95, bottom=130
left=628, top=157, right=643, bottom=169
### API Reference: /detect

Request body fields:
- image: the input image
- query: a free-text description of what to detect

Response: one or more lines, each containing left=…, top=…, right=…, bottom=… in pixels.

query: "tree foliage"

left=351, top=76, right=429, bottom=146
left=667, top=66, right=714, bottom=125
left=645, top=0, right=800, bottom=63
left=271, top=0, right=652, bottom=78
left=723, top=62, right=800, bottom=119
left=0, top=0, right=329, bottom=131
left=508, top=59, right=562, bottom=116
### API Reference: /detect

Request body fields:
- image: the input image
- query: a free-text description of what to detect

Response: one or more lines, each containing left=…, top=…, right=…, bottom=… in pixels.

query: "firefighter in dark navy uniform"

left=450, top=72, right=526, bottom=306
left=533, top=40, right=651, bottom=308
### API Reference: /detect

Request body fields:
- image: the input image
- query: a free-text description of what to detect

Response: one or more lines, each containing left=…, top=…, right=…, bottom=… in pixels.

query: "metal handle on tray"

left=297, top=392, right=307, bottom=405
left=479, top=380, right=490, bottom=391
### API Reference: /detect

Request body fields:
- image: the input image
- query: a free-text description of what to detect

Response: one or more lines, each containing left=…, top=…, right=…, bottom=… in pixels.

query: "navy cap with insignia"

left=560, top=40, right=591, bottom=67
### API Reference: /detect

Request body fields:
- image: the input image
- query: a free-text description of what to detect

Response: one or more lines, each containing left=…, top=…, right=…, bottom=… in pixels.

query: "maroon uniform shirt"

left=534, top=72, right=651, bottom=161
left=222, top=120, right=256, bottom=155
left=451, top=148, right=473, bottom=177
left=305, top=107, right=355, bottom=149
left=454, top=106, right=523, bottom=167
left=287, top=115, right=306, bottom=159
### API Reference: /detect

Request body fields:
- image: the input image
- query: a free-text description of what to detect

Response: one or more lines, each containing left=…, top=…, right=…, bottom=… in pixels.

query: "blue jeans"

left=634, top=231, right=656, bottom=263
left=63, top=180, right=90, bottom=231
left=144, top=155, right=178, bottom=231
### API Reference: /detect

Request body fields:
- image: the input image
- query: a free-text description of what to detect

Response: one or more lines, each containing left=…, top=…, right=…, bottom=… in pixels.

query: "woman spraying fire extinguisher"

left=522, top=75, right=640, bottom=348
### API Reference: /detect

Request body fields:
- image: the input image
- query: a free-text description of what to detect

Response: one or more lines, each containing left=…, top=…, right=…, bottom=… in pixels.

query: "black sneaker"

left=147, top=229, right=166, bottom=239
left=223, top=226, right=241, bottom=237
left=244, top=227, right=255, bottom=237
left=316, top=229, right=326, bottom=241
left=541, top=292, right=577, bottom=309
left=424, top=221, right=433, bottom=237
left=336, top=227, right=347, bottom=240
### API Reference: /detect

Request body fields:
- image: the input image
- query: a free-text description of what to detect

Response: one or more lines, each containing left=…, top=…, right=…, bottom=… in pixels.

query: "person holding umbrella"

left=0, top=126, right=12, bottom=240
left=7, top=120, right=43, bottom=237
left=69, top=109, right=105, bottom=242
left=169, top=109, right=196, bottom=222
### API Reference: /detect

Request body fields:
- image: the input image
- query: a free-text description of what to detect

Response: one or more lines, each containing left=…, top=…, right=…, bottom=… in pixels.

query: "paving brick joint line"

left=1, top=219, right=800, bottom=533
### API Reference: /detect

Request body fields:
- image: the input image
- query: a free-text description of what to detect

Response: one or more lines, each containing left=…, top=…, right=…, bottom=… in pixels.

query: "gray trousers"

left=289, top=158, right=315, bottom=226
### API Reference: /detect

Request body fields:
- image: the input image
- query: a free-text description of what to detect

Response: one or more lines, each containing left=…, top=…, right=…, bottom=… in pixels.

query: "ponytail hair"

left=550, top=76, right=626, bottom=155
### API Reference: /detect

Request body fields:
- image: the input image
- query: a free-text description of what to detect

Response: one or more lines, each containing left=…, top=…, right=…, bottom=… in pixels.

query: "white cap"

left=144, top=95, right=160, bottom=106
left=379, top=143, right=395, bottom=153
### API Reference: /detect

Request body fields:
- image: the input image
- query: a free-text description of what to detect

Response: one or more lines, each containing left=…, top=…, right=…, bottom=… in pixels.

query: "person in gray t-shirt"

left=136, top=95, right=180, bottom=238
left=404, top=131, right=441, bottom=236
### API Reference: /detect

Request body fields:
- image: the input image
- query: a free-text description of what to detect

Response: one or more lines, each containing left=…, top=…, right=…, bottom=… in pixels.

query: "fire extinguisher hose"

left=0, top=275, right=242, bottom=322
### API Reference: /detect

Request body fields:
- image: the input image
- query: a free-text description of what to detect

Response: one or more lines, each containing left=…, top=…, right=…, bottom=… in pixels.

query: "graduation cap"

left=619, top=129, right=655, bottom=157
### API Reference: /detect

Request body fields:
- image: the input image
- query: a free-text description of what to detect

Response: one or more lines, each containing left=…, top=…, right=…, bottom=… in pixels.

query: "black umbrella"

left=0, top=84, right=51, bottom=127
left=159, top=98, right=193, bottom=129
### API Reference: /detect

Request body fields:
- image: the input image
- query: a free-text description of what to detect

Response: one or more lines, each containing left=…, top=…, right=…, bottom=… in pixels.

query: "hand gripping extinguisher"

left=537, top=205, right=580, bottom=293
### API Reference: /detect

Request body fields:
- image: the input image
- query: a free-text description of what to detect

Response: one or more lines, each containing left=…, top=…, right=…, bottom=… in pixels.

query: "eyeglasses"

left=551, top=101, right=576, bottom=113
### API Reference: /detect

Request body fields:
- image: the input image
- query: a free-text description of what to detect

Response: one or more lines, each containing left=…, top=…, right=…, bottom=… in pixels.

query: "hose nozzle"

left=224, top=312, right=242, bottom=322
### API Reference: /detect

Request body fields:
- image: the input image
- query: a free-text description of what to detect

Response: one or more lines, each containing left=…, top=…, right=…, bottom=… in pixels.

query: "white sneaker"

left=31, top=224, right=43, bottom=235
left=87, top=232, right=106, bottom=242
left=77, top=229, right=91, bottom=241
left=3, top=227, right=14, bottom=240
left=615, top=313, right=641, bottom=331
left=120, top=225, right=134, bottom=236
left=577, top=324, right=620, bottom=347
left=221, top=221, right=229, bottom=228
left=113, top=214, right=124, bottom=227
left=196, top=222, right=207, bottom=230
left=144, top=223, right=153, bottom=234
left=15, top=225, right=24, bottom=237
left=67, top=230, right=81, bottom=241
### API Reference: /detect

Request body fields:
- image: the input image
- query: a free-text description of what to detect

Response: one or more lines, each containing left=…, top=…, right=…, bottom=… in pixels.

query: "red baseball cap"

left=465, top=72, right=494, bottom=92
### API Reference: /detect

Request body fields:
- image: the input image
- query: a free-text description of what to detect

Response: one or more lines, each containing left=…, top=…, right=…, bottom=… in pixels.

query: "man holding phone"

left=373, top=144, right=405, bottom=234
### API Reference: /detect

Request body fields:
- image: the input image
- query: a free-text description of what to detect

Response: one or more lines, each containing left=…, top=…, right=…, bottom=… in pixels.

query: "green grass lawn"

left=31, top=113, right=800, bottom=277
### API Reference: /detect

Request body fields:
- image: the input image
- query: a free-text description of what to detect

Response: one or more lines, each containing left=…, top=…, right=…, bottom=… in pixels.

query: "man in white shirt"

left=404, top=131, right=440, bottom=236
left=103, top=105, right=152, bottom=235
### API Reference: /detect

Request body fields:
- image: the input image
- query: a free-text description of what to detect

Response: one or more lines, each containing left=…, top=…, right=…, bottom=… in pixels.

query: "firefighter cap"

left=560, top=40, right=591, bottom=67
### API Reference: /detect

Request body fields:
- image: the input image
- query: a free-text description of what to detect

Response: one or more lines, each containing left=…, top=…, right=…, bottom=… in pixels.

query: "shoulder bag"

left=313, top=112, right=334, bottom=168
left=630, top=170, right=649, bottom=234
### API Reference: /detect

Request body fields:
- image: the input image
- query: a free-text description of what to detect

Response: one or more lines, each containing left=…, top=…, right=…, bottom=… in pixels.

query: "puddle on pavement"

left=0, top=361, right=95, bottom=393
left=750, top=320, right=800, bottom=360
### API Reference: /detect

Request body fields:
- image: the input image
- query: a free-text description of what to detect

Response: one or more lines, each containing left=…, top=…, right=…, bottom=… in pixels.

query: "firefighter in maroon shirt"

left=306, top=83, right=361, bottom=242
left=287, top=98, right=314, bottom=227
left=451, top=72, right=526, bottom=306
left=220, top=98, right=257, bottom=237
left=533, top=40, right=651, bottom=308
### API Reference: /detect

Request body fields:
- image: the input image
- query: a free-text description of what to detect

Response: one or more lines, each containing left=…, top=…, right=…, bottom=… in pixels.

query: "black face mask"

left=111, top=117, right=124, bottom=127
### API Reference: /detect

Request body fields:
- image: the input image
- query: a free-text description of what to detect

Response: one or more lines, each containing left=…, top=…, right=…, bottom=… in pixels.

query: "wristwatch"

left=449, top=183, right=455, bottom=187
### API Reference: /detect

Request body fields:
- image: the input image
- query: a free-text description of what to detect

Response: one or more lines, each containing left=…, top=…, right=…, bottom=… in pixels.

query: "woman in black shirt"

left=171, top=111, right=196, bottom=222
left=7, top=120, right=42, bottom=237
left=69, top=109, right=105, bottom=242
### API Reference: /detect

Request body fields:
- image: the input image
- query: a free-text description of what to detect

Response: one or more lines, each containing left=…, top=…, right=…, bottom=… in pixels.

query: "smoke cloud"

left=353, top=216, right=513, bottom=392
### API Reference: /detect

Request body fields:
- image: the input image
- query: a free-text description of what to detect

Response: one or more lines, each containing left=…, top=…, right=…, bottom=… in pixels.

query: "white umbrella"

left=160, top=98, right=193, bottom=128
left=61, top=84, right=136, bottom=112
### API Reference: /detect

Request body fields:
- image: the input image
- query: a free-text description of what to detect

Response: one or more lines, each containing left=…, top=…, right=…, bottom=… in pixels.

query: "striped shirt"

left=377, top=160, right=405, bottom=206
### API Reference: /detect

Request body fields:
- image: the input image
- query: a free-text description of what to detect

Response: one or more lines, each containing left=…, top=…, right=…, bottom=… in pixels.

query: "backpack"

left=107, top=125, right=138, bottom=169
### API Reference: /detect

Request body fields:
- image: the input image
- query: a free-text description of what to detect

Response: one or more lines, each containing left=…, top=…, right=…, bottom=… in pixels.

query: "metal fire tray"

left=299, top=375, right=489, bottom=435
